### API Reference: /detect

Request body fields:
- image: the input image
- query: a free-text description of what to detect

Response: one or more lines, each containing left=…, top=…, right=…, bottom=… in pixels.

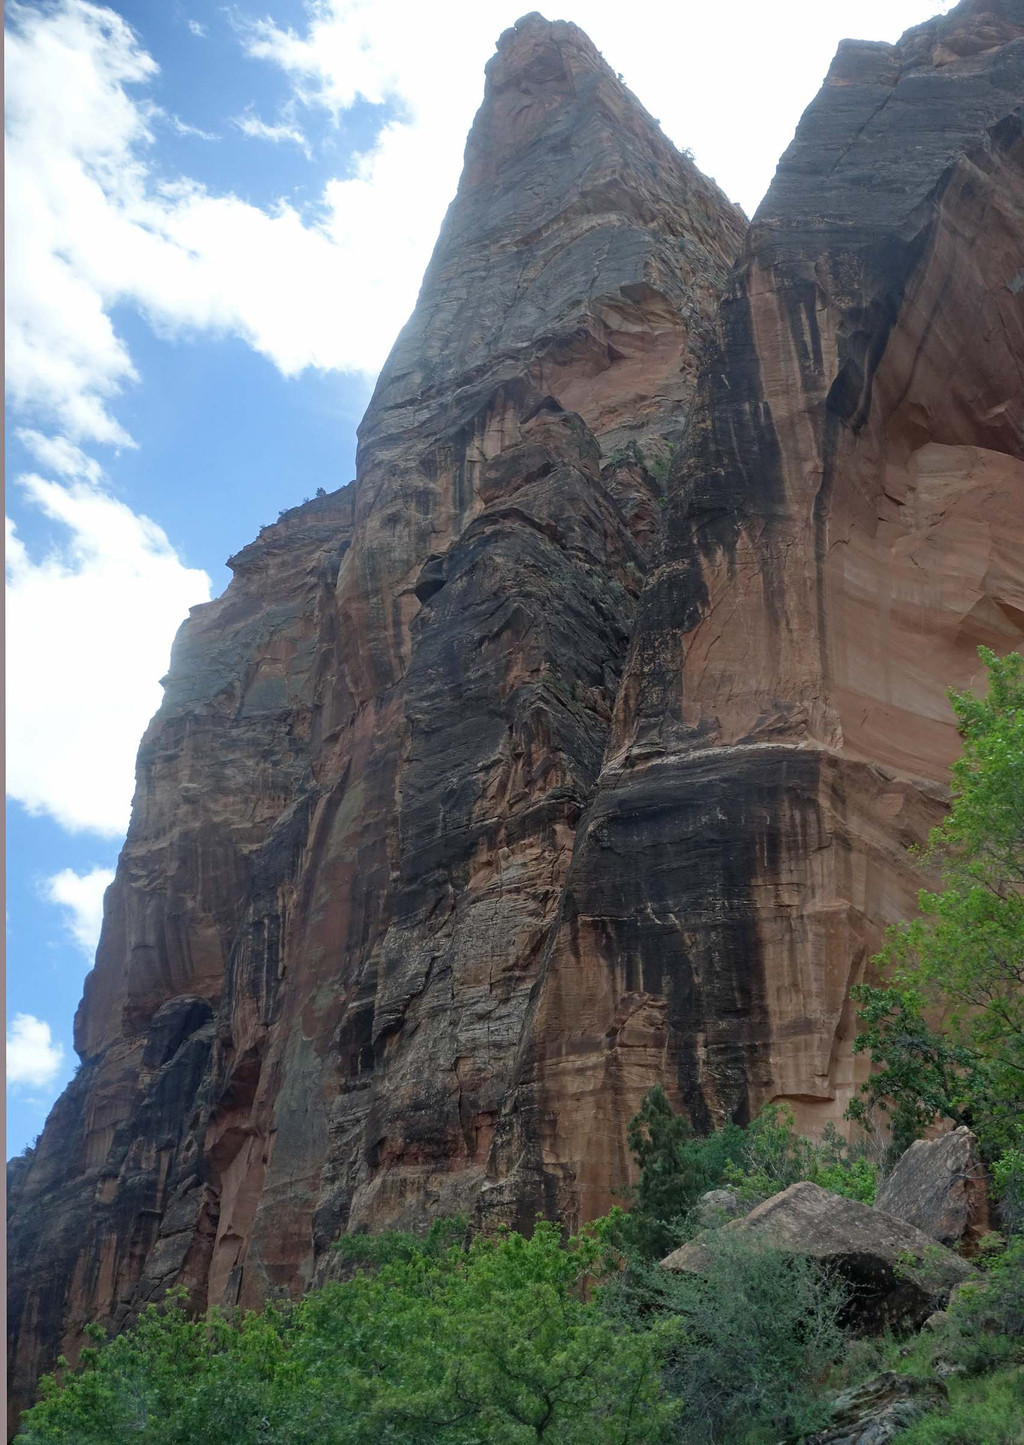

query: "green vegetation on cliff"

left=849, top=648, right=1024, bottom=1204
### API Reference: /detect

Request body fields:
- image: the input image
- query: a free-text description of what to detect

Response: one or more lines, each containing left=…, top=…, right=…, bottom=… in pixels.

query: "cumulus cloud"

left=43, top=866, right=115, bottom=955
left=6, top=471, right=210, bottom=835
left=5, top=0, right=956, bottom=453
left=16, top=428, right=103, bottom=484
left=7, top=1014, right=65, bottom=1090
left=4, top=0, right=403, bottom=449
left=187, top=19, right=206, bottom=39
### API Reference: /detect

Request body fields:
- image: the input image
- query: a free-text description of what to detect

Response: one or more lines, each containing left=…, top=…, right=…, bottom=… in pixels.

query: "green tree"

left=723, top=1106, right=877, bottom=1205
left=848, top=647, right=1024, bottom=1161
left=609, top=1091, right=875, bottom=1264
left=17, top=1220, right=676, bottom=1445
left=608, top=1086, right=747, bottom=1260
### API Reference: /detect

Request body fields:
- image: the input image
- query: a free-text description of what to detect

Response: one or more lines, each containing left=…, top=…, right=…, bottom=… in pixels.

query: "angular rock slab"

left=662, top=1181, right=975, bottom=1331
left=692, top=1188, right=744, bottom=1228
left=805, top=1372, right=947, bottom=1445
left=875, top=1127, right=990, bottom=1255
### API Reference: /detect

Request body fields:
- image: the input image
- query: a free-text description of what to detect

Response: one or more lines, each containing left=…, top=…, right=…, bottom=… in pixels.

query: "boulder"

left=805, top=1372, right=947, bottom=1445
left=875, top=1127, right=990, bottom=1255
left=662, top=1181, right=975, bottom=1331
left=692, top=1188, right=744, bottom=1228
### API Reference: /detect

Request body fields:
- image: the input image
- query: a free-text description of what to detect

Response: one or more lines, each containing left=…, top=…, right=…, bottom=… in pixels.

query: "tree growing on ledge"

left=849, top=647, right=1024, bottom=1168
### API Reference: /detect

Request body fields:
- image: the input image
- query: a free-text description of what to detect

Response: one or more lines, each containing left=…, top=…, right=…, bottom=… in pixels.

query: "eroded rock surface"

left=806, top=1372, right=948, bottom=1445
left=875, top=1127, right=991, bottom=1254
left=482, top=0, right=1024, bottom=1229
left=6, top=13, right=742, bottom=1431
left=8, top=0, right=1024, bottom=1429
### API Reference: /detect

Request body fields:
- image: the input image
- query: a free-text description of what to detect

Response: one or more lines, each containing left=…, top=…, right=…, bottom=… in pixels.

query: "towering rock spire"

left=7, top=14, right=743, bottom=1429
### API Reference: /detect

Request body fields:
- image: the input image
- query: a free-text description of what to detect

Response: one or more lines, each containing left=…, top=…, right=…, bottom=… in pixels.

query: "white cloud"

left=6, top=470, right=211, bottom=836
left=16, top=428, right=103, bottom=484
left=7, top=1014, right=65, bottom=1089
left=5, top=0, right=957, bottom=454
left=187, top=19, right=207, bottom=39
left=234, top=110, right=308, bottom=151
left=165, top=113, right=218, bottom=141
left=43, top=866, right=115, bottom=955
left=4, top=0, right=394, bottom=447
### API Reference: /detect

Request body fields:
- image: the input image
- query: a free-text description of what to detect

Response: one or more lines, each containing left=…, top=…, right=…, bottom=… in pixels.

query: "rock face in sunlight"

left=7, top=1, right=1024, bottom=1427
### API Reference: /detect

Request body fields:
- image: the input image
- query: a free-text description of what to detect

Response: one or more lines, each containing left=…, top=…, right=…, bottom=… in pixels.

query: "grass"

left=894, top=1367, right=1024, bottom=1443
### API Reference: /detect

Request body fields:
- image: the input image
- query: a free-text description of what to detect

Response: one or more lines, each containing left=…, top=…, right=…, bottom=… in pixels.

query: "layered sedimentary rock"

left=7, top=13, right=743, bottom=1428
left=8, top=0, right=1024, bottom=1428
left=483, top=0, right=1024, bottom=1229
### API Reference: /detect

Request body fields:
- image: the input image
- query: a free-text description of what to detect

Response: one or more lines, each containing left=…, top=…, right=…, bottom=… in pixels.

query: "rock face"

left=662, top=1181, right=976, bottom=1331
left=875, top=1127, right=991, bottom=1254
left=482, top=0, right=1024, bottom=1229
left=692, top=1188, right=744, bottom=1228
left=7, top=0, right=1024, bottom=1429
left=6, top=13, right=742, bottom=1432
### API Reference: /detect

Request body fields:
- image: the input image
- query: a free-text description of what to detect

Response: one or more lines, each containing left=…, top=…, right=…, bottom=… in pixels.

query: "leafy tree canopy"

left=16, top=1220, right=675, bottom=1445
left=848, top=647, right=1024, bottom=1164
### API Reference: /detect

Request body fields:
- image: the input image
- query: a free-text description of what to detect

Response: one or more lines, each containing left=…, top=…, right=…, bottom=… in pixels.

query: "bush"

left=893, top=1368, right=1024, bottom=1444
left=656, top=1230, right=847, bottom=1444
left=992, top=1148, right=1024, bottom=1236
left=724, top=1107, right=878, bottom=1206
left=937, top=1237, right=1024, bottom=1376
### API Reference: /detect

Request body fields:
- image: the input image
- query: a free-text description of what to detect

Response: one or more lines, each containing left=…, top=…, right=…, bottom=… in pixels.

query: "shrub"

left=656, top=1230, right=847, bottom=1444
left=892, top=1367, right=1024, bottom=1445
left=937, top=1237, right=1024, bottom=1376
left=992, top=1147, right=1024, bottom=1236
left=848, top=647, right=1024, bottom=1162
left=724, top=1107, right=877, bottom=1205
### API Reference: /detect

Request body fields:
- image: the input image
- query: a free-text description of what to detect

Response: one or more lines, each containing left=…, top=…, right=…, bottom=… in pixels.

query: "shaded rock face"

left=662, top=1181, right=975, bottom=1332
left=7, top=0, right=1024, bottom=1426
left=483, top=0, right=1024, bottom=1228
left=875, top=1127, right=990, bottom=1255
left=6, top=13, right=743, bottom=1430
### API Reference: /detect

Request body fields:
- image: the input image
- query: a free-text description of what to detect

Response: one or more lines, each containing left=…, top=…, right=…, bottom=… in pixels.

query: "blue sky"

left=5, top=0, right=954, bottom=1157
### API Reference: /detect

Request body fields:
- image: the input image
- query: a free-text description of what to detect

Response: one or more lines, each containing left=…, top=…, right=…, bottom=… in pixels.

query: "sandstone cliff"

left=7, top=12, right=743, bottom=1427
left=482, top=0, right=1024, bottom=1229
left=8, top=0, right=1023, bottom=1429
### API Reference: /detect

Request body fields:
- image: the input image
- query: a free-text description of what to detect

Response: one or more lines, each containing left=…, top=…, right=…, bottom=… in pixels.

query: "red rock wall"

left=482, top=0, right=1024, bottom=1228
left=7, top=15, right=743, bottom=1430
left=8, top=1, right=1023, bottom=1430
